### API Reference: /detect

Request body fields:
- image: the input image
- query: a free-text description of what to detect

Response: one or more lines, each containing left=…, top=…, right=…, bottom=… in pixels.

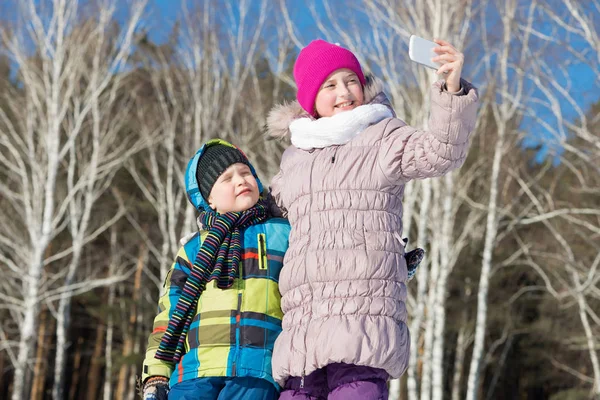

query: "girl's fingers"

left=434, top=39, right=456, bottom=51
left=436, top=64, right=449, bottom=75
left=434, top=38, right=452, bottom=46
left=432, top=39, right=463, bottom=76
left=436, top=61, right=460, bottom=75
left=433, top=45, right=457, bottom=54
left=432, top=53, right=457, bottom=63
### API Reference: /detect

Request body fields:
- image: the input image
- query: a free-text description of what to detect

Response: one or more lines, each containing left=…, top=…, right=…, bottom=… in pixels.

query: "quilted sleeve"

left=378, top=79, right=478, bottom=183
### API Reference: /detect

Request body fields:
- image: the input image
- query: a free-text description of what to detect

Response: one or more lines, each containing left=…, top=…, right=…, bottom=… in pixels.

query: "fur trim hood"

left=266, top=75, right=394, bottom=140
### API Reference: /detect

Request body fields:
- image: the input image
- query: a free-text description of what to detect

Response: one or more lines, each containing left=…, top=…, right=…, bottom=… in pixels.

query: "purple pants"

left=278, top=363, right=389, bottom=400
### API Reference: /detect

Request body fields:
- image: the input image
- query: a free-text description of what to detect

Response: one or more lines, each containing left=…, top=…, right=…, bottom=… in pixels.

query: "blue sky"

left=6, top=0, right=599, bottom=163
left=144, top=0, right=598, bottom=96
left=145, top=0, right=322, bottom=44
left=127, top=0, right=600, bottom=163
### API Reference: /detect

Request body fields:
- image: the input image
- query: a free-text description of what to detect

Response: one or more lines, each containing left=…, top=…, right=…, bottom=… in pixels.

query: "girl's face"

left=208, top=163, right=260, bottom=214
left=314, top=68, right=364, bottom=118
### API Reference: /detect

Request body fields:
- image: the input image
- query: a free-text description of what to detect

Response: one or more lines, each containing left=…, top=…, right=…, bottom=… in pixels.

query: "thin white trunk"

left=53, top=299, right=68, bottom=400
left=408, top=180, right=432, bottom=400
left=55, top=141, right=87, bottom=397
left=408, top=74, right=437, bottom=400
left=127, top=366, right=137, bottom=400
left=390, top=378, right=402, bottom=400
left=431, top=174, right=455, bottom=400
left=466, top=123, right=505, bottom=400
left=11, top=251, right=44, bottom=400
left=451, top=324, right=467, bottom=400
left=53, top=244, right=83, bottom=399
left=12, top=43, right=61, bottom=393
left=11, top=0, right=64, bottom=389
left=466, top=0, right=528, bottom=393
left=54, top=13, right=112, bottom=392
left=391, top=181, right=418, bottom=400
left=420, top=236, right=440, bottom=400
left=103, top=290, right=115, bottom=400
left=421, top=180, right=442, bottom=400
left=103, top=230, right=118, bottom=400
left=431, top=174, right=454, bottom=400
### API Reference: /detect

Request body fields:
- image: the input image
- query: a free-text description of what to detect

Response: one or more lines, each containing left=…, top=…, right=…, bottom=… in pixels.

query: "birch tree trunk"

left=431, top=174, right=455, bottom=400
left=525, top=0, right=600, bottom=392
left=103, top=228, right=118, bottom=400
left=408, top=180, right=432, bottom=400
left=389, top=180, right=419, bottom=400
left=0, top=1, right=145, bottom=397
left=51, top=2, right=146, bottom=396
left=451, top=325, right=468, bottom=400
left=4, top=0, right=65, bottom=389
left=451, top=281, right=472, bottom=400
left=466, top=1, right=533, bottom=397
left=420, top=180, right=442, bottom=400
left=465, top=117, right=505, bottom=400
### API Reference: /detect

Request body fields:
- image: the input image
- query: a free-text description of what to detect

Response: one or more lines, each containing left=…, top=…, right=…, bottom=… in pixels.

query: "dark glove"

left=401, top=237, right=424, bottom=281
left=405, top=248, right=425, bottom=281
left=143, top=376, right=169, bottom=400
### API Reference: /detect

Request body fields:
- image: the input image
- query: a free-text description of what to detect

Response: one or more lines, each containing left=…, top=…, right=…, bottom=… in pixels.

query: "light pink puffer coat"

left=267, top=77, right=478, bottom=386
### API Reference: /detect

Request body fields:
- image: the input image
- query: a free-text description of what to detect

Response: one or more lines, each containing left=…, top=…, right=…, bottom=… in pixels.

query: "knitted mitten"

left=143, top=376, right=169, bottom=400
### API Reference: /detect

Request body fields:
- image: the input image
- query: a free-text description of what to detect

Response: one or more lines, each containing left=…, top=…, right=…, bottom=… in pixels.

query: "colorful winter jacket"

left=142, top=139, right=291, bottom=389
left=266, top=76, right=479, bottom=385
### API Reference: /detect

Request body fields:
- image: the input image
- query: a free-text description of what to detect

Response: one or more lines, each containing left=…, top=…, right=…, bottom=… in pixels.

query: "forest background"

left=0, top=0, right=599, bottom=399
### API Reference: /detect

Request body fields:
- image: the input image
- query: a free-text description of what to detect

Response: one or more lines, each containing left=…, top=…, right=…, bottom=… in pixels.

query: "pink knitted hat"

left=293, top=40, right=366, bottom=116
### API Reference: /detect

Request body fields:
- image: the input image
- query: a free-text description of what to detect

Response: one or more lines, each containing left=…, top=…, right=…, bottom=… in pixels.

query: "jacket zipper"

left=232, top=265, right=243, bottom=376
left=301, top=150, right=317, bottom=385
left=258, top=233, right=267, bottom=270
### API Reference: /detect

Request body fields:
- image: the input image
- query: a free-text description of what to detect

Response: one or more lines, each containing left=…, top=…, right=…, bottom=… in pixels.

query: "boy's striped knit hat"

left=293, top=39, right=366, bottom=117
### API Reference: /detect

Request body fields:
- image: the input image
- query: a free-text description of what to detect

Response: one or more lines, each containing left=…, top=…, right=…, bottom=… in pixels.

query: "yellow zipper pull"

left=258, top=233, right=267, bottom=270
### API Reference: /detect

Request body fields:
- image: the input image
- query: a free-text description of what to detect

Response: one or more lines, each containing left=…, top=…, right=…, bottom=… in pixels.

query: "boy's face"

left=314, top=68, right=364, bottom=118
left=208, top=163, right=260, bottom=213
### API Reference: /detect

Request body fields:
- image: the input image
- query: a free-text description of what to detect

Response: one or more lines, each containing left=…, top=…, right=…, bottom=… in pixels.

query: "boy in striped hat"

left=142, top=139, right=290, bottom=400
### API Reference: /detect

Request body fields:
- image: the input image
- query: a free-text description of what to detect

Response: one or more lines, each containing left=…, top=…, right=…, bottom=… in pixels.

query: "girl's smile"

left=335, top=100, right=356, bottom=110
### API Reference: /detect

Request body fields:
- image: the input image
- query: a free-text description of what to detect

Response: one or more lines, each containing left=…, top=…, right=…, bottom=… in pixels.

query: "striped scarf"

left=155, top=200, right=268, bottom=364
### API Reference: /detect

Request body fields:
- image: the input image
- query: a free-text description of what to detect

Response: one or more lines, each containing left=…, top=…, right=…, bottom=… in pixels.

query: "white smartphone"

left=409, top=35, right=441, bottom=70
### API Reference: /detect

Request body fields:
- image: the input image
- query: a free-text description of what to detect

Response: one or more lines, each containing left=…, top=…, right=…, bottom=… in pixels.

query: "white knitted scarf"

left=290, top=104, right=393, bottom=150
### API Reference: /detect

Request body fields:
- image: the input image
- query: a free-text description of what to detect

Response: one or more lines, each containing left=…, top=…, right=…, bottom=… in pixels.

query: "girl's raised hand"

left=432, top=39, right=464, bottom=93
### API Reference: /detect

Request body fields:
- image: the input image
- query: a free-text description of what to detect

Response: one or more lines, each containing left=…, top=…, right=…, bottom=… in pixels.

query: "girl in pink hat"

left=267, top=39, right=479, bottom=400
